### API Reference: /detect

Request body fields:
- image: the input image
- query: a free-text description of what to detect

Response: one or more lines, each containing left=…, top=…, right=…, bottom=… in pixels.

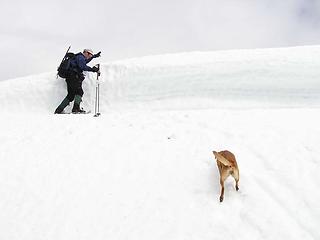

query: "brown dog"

left=213, top=150, right=239, bottom=202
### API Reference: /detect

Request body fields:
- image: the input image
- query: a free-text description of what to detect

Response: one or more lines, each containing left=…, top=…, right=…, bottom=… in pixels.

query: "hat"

left=83, top=49, right=94, bottom=55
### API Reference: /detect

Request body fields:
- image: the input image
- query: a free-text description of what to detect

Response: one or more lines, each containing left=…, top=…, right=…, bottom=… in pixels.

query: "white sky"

left=1, top=0, right=320, bottom=80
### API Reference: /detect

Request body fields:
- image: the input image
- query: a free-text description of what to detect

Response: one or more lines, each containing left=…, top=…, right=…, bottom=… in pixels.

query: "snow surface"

left=0, top=46, right=320, bottom=239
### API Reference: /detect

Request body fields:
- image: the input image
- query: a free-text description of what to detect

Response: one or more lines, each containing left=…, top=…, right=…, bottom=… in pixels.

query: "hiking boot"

left=54, top=97, right=70, bottom=114
left=72, top=108, right=86, bottom=114
left=54, top=107, right=64, bottom=114
left=72, top=103, right=86, bottom=114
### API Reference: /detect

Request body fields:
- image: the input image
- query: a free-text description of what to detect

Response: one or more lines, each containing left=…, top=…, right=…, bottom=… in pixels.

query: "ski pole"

left=97, top=77, right=100, bottom=115
left=94, top=83, right=98, bottom=116
left=94, top=64, right=101, bottom=117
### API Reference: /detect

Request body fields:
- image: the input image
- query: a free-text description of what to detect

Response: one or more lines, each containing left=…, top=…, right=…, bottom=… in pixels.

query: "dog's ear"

left=215, top=152, right=232, bottom=166
left=213, top=151, right=218, bottom=159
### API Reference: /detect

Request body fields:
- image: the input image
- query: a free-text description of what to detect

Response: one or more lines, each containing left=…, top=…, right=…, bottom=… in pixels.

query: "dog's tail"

left=213, top=151, right=232, bottom=166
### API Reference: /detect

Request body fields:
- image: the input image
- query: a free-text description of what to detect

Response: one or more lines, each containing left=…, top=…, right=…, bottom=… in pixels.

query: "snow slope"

left=0, top=46, right=320, bottom=240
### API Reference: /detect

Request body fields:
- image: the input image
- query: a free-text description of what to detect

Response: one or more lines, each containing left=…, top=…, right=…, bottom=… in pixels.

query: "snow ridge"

left=1, top=46, right=320, bottom=113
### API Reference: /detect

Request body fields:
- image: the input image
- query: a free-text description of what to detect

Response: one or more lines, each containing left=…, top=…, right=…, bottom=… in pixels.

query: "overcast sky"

left=1, top=0, right=320, bottom=80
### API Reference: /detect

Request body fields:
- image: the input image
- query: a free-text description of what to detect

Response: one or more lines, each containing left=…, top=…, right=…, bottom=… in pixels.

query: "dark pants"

left=55, top=71, right=85, bottom=113
left=66, top=72, right=85, bottom=102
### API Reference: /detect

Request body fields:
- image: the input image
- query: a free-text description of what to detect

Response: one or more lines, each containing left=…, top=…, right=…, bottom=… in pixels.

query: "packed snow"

left=0, top=46, right=319, bottom=240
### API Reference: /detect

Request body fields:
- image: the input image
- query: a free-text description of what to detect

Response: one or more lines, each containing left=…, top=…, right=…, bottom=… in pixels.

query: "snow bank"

left=1, top=46, right=320, bottom=113
left=103, top=46, right=320, bottom=110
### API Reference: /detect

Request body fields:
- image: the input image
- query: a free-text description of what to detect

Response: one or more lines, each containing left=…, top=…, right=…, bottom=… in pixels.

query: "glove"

left=91, top=66, right=99, bottom=72
left=93, top=51, right=101, bottom=58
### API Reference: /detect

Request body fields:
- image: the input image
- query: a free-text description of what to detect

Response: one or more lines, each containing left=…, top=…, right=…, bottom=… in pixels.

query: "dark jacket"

left=70, top=53, right=95, bottom=74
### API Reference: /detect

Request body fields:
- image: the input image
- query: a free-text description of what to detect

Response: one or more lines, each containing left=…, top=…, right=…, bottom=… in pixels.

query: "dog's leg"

left=219, top=169, right=229, bottom=202
left=235, top=179, right=239, bottom=191
left=232, top=172, right=239, bottom=191
left=219, top=178, right=224, bottom=202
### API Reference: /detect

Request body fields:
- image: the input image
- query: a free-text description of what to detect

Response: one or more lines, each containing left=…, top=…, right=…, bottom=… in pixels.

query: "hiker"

left=54, top=49, right=101, bottom=114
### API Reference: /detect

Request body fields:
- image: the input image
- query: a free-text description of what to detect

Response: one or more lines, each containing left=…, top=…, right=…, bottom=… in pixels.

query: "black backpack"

left=57, top=47, right=76, bottom=79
